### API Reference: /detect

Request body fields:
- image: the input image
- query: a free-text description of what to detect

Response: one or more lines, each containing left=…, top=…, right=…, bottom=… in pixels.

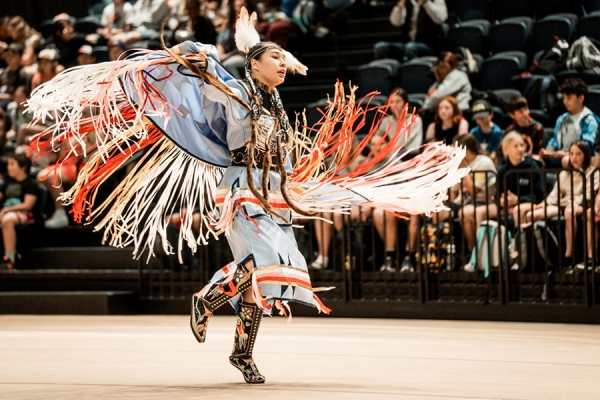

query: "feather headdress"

left=235, top=7, right=307, bottom=75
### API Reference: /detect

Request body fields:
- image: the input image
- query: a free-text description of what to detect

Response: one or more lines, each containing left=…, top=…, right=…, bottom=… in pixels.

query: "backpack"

left=469, top=220, right=511, bottom=278
left=456, top=47, right=480, bottom=75
left=533, top=221, right=560, bottom=269
left=532, top=39, right=570, bottom=75
left=416, top=220, right=452, bottom=273
left=523, top=75, right=559, bottom=114
left=566, top=36, right=600, bottom=73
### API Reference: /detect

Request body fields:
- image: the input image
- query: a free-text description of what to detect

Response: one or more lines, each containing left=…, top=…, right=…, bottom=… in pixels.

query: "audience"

left=541, top=78, right=599, bottom=168
left=76, top=45, right=97, bottom=65
left=422, top=52, right=471, bottom=112
left=500, top=95, right=544, bottom=166
left=256, top=0, right=302, bottom=49
left=31, top=48, right=59, bottom=90
left=0, top=43, right=30, bottom=110
left=469, top=99, right=502, bottom=162
left=110, top=0, right=171, bottom=45
left=0, top=153, right=39, bottom=270
left=425, top=95, right=469, bottom=145
left=99, top=0, right=134, bottom=37
left=374, top=0, right=447, bottom=62
left=0, top=16, right=42, bottom=67
left=171, top=0, right=217, bottom=45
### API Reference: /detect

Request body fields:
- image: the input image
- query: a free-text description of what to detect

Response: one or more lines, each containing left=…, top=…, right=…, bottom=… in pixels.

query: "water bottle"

left=446, top=243, right=456, bottom=271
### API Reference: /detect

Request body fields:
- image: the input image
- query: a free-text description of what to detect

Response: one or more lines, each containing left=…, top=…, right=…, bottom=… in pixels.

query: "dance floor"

left=1, top=314, right=599, bottom=399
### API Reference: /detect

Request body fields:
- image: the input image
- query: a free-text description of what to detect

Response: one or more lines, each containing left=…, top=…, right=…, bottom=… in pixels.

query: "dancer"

left=26, top=8, right=467, bottom=384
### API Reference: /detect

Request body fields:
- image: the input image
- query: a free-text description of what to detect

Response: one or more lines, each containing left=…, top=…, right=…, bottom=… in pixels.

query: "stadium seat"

left=355, top=59, right=400, bottom=98
left=493, top=88, right=522, bottom=103
left=529, top=109, right=552, bottom=128
left=532, top=13, right=578, bottom=54
left=75, top=16, right=101, bottom=35
left=490, top=18, right=531, bottom=55
left=354, top=96, right=386, bottom=138
left=39, top=19, right=54, bottom=39
left=491, top=106, right=512, bottom=129
left=578, top=13, right=600, bottom=42
left=556, top=70, right=600, bottom=86
left=92, top=46, right=109, bottom=63
left=398, top=59, right=435, bottom=95
left=585, top=88, right=600, bottom=117
left=533, top=0, right=578, bottom=19
left=493, top=0, right=535, bottom=20
left=454, top=0, right=492, bottom=22
left=447, top=19, right=491, bottom=56
left=582, top=0, right=600, bottom=14
left=481, top=51, right=527, bottom=91
left=408, top=93, right=427, bottom=111
left=542, top=127, right=555, bottom=147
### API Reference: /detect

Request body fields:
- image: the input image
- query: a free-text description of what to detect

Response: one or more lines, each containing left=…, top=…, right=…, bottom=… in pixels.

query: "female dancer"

left=26, top=8, right=467, bottom=384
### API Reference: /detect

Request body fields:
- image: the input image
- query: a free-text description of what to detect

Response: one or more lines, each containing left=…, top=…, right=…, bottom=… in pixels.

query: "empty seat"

left=579, top=13, right=600, bottom=42
left=75, top=16, right=101, bottom=35
left=529, top=109, right=552, bottom=128
left=447, top=19, right=491, bottom=56
left=533, top=13, right=578, bottom=53
left=493, top=88, right=522, bottom=103
left=481, top=51, right=527, bottom=91
left=533, top=0, right=577, bottom=19
left=454, top=0, right=492, bottom=22
left=398, top=59, right=434, bottom=95
left=556, top=70, right=600, bottom=86
left=585, top=88, right=600, bottom=117
left=490, top=19, right=531, bottom=54
left=582, top=0, right=600, bottom=14
left=355, top=59, right=400, bottom=98
left=493, top=0, right=535, bottom=20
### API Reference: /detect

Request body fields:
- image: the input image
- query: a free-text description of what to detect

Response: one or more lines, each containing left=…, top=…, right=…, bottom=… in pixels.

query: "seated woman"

left=523, top=141, right=598, bottom=269
left=497, top=132, right=545, bottom=225
left=422, top=52, right=472, bottom=112
left=0, top=153, right=39, bottom=269
left=424, top=95, right=469, bottom=146
left=452, top=134, right=497, bottom=271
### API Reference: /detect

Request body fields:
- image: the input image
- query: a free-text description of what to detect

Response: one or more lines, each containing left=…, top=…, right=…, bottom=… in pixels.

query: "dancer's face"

left=250, top=48, right=286, bottom=90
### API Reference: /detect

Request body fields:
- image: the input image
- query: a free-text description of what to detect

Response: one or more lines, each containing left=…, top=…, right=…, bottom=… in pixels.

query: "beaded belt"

left=230, top=146, right=278, bottom=170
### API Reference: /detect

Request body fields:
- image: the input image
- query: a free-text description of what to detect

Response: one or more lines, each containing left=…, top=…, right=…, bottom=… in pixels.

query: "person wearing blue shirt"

left=469, top=99, right=503, bottom=163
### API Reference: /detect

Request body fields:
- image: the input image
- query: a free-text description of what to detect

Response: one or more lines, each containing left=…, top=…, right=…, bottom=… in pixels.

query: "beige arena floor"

left=1, top=315, right=599, bottom=399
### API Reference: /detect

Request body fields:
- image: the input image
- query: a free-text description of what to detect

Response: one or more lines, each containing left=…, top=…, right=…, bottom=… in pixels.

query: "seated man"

left=499, top=95, right=544, bottom=166
left=540, top=78, right=599, bottom=168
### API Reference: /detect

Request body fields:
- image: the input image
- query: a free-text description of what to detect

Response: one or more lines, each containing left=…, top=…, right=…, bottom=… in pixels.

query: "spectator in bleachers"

left=425, top=95, right=468, bottom=145
left=0, top=153, right=39, bottom=270
left=76, top=45, right=97, bottom=65
left=31, top=49, right=59, bottom=90
left=98, top=0, right=134, bottom=37
left=0, top=16, right=42, bottom=68
left=215, top=0, right=259, bottom=79
left=171, top=0, right=217, bottom=45
left=497, top=132, right=545, bottom=225
left=500, top=95, right=544, bottom=166
left=374, top=0, right=447, bottom=62
left=540, top=78, right=599, bottom=168
left=0, top=43, right=31, bottom=110
left=422, top=52, right=471, bottom=112
left=524, top=141, right=598, bottom=270
left=256, top=0, right=302, bottom=50
left=469, top=99, right=502, bottom=163
left=6, top=86, right=33, bottom=143
left=0, top=109, right=13, bottom=174
left=41, top=16, right=97, bottom=69
left=200, top=0, right=228, bottom=32
left=110, top=0, right=171, bottom=45
left=582, top=184, right=600, bottom=271
left=454, top=134, right=497, bottom=270
left=107, top=39, right=127, bottom=61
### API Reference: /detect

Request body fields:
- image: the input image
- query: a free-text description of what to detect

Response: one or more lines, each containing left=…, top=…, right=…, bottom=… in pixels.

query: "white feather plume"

left=283, top=49, right=308, bottom=75
left=235, top=7, right=260, bottom=53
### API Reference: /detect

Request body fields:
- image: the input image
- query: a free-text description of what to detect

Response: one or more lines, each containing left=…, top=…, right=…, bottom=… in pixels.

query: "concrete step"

left=0, top=291, right=139, bottom=314
left=26, top=246, right=142, bottom=270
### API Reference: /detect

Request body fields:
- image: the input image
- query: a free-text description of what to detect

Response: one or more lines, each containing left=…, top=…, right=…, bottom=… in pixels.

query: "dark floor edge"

left=140, top=299, right=600, bottom=324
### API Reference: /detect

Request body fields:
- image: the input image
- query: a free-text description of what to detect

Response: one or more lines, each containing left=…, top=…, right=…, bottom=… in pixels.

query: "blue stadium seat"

left=454, top=0, right=492, bottom=22
left=579, top=13, right=600, bottom=42
left=481, top=51, right=527, bottom=91
left=529, top=109, right=552, bottom=128
left=533, top=0, right=578, bottom=19
left=582, top=0, right=600, bottom=14
left=398, top=59, right=435, bottom=95
left=447, top=19, right=491, bottom=55
left=355, top=59, right=400, bottom=98
left=493, top=0, right=535, bottom=20
left=75, top=16, right=102, bottom=35
left=585, top=88, right=600, bottom=117
left=490, top=18, right=531, bottom=55
left=532, top=13, right=578, bottom=54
